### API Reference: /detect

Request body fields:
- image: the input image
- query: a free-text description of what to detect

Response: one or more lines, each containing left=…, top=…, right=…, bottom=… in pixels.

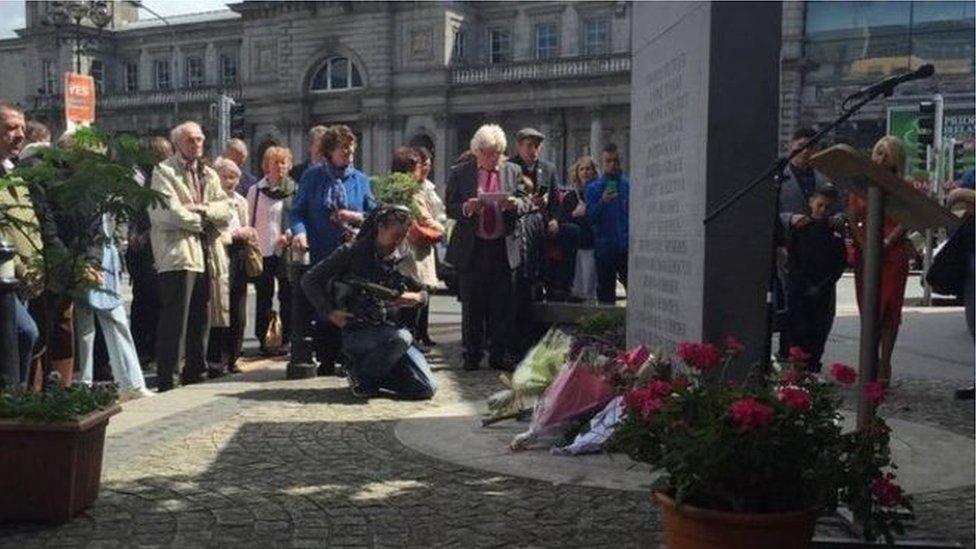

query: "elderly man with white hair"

left=222, top=137, right=258, bottom=196
left=149, top=121, right=232, bottom=391
left=445, top=124, right=530, bottom=371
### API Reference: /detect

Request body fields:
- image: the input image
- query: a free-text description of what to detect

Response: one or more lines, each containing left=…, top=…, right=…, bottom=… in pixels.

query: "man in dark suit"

left=512, top=127, right=581, bottom=303
left=446, top=124, right=530, bottom=371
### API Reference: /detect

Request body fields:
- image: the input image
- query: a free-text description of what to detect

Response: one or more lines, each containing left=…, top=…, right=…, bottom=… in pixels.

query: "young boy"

left=786, top=186, right=847, bottom=372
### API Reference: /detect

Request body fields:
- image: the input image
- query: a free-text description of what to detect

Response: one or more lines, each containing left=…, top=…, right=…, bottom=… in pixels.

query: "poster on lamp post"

left=63, top=73, right=95, bottom=131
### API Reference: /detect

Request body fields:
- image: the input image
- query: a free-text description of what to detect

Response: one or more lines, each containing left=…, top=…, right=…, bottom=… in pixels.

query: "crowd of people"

left=8, top=100, right=963, bottom=402
left=1, top=105, right=634, bottom=400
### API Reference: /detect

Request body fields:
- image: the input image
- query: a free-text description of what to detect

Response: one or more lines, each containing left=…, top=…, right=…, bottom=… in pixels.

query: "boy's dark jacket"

left=788, top=219, right=846, bottom=296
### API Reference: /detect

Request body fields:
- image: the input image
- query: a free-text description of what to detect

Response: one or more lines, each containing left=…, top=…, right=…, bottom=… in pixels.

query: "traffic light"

left=952, top=141, right=969, bottom=181
left=230, top=103, right=245, bottom=138
left=917, top=101, right=936, bottom=146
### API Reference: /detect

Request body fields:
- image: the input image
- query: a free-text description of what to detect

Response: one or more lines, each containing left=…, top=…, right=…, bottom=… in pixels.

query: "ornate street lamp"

left=42, top=1, right=113, bottom=74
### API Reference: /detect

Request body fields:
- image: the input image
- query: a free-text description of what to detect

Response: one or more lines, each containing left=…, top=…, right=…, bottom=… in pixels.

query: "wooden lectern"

left=810, top=145, right=962, bottom=430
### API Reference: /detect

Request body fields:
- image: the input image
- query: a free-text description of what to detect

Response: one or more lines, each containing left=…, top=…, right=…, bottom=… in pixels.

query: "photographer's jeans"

left=343, top=325, right=437, bottom=400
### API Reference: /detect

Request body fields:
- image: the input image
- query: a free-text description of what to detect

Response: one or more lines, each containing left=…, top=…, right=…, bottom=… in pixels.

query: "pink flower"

left=729, top=397, right=774, bottom=430
left=676, top=342, right=722, bottom=371
left=617, top=346, right=651, bottom=370
left=779, top=367, right=802, bottom=386
left=864, top=382, right=887, bottom=406
left=788, top=346, right=812, bottom=364
left=624, top=385, right=667, bottom=421
left=646, top=379, right=672, bottom=398
left=723, top=335, right=745, bottom=355
left=829, top=363, right=858, bottom=385
left=777, top=386, right=812, bottom=411
left=870, top=473, right=902, bottom=508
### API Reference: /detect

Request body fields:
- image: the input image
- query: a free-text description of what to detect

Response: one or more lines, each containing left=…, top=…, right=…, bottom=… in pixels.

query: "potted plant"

left=0, top=380, right=119, bottom=523
left=610, top=340, right=913, bottom=548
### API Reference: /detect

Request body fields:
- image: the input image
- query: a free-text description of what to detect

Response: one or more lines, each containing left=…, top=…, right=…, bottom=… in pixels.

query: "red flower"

left=864, top=382, right=887, bottom=406
left=829, top=363, right=858, bottom=385
left=618, top=346, right=651, bottom=371
left=788, top=346, right=812, bottom=363
left=777, top=386, right=812, bottom=411
left=870, top=473, right=902, bottom=508
left=729, top=397, right=774, bottom=430
left=723, top=335, right=746, bottom=355
left=646, top=379, right=672, bottom=398
left=779, top=367, right=801, bottom=386
left=624, top=385, right=667, bottom=421
left=676, top=342, right=722, bottom=371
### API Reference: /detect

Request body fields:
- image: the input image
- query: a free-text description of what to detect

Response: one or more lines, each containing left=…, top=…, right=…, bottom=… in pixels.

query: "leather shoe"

left=955, top=386, right=975, bottom=400
left=179, top=373, right=206, bottom=386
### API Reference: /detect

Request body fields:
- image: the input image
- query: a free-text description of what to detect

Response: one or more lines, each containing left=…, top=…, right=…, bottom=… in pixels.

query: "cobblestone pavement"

left=0, top=328, right=660, bottom=548
left=0, top=326, right=972, bottom=548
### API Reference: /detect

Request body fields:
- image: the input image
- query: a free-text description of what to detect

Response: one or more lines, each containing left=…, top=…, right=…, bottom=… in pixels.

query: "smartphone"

left=605, top=179, right=618, bottom=195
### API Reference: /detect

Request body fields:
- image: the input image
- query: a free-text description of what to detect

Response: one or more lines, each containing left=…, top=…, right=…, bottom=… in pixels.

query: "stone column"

left=361, top=116, right=375, bottom=174
left=205, top=42, right=218, bottom=87
left=138, top=48, right=151, bottom=90
left=171, top=46, right=182, bottom=89
left=589, top=109, right=603, bottom=157
left=433, top=114, right=450, bottom=195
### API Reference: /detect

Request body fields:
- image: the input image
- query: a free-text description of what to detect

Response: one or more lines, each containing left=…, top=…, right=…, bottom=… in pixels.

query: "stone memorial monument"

left=627, top=1, right=783, bottom=367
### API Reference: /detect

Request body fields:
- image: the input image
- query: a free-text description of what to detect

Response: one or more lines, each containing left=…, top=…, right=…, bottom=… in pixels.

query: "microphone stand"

left=704, top=82, right=898, bottom=376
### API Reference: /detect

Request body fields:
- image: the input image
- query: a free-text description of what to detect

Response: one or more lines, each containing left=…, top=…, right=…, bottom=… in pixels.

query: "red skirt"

left=853, top=240, right=910, bottom=330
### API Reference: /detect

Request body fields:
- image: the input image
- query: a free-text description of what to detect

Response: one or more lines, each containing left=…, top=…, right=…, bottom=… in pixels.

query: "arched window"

left=310, top=57, right=364, bottom=92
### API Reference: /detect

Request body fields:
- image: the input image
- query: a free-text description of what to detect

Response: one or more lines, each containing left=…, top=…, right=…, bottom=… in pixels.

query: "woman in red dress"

left=847, top=136, right=911, bottom=387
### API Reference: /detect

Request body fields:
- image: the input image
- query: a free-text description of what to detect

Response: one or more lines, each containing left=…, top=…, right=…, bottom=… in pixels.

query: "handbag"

left=244, top=190, right=264, bottom=278
left=926, top=215, right=974, bottom=296
left=264, top=310, right=283, bottom=351
left=408, top=221, right=443, bottom=247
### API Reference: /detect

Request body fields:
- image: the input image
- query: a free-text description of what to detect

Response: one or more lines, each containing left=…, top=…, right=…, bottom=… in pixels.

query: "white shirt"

left=422, top=179, right=446, bottom=223
left=248, top=179, right=285, bottom=257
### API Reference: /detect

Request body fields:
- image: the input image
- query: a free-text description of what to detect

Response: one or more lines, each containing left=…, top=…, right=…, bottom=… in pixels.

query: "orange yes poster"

left=64, top=73, right=96, bottom=126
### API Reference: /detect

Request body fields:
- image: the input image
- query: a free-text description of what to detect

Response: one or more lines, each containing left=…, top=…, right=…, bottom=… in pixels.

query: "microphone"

left=847, top=64, right=935, bottom=100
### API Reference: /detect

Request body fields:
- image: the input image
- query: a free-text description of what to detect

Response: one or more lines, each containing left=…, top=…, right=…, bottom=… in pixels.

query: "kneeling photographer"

left=301, top=205, right=437, bottom=400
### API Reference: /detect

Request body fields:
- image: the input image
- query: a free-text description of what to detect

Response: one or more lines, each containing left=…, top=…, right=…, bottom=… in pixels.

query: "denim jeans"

left=15, top=297, right=38, bottom=386
left=343, top=325, right=436, bottom=400
left=76, top=303, right=147, bottom=391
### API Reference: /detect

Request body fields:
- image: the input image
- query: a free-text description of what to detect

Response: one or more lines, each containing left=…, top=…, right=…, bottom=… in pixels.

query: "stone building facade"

left=0, top=1, right=971, bottom=184
left=0, top=0, right=632, bottom=187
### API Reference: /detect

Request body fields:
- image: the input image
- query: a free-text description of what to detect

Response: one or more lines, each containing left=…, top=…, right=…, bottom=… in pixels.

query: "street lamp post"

left=43, top=1, right=112, bottom=75
left=126, top=1, right=179, bottom=119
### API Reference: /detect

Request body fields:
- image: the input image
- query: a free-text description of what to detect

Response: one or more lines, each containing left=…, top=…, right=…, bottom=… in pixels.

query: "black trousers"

left=596, top=249, right=628, bottom=304
left=126, top=246, right=159, bottom=364
left=208, top=243, right=248, bottom=368
left=155, top=269, right=211, bottom=389
left=459, top=238, right=515, bottom=366
left=253, top=254, right=291, bottom=349
left=785, top=285, right=836, bottom=371
left=291, top=263, right=343, bottom=367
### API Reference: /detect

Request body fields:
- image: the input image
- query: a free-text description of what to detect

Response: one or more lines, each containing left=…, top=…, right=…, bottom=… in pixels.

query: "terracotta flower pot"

left=654, top=492, right=817, bottom=549
left=0, top=405, right=120, bottom=524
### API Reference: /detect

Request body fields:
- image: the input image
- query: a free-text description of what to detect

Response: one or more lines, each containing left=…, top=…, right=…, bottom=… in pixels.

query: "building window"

left=89, top=59, right=104, bottom=94
left=535, top=23, right=559, bottom=59
left=42, top=59, right=56, bottom=95
left=124, top=62, right=139, bottom=92
left=219, top=54, right=237, bottom=86
left=185, top=56, right=204, bottom=88
left=451, top=29, right=466, bottom=64
left=309, top=56, right=364, bottom=92
left=489, top=28, right=512, bottom=64
left=583, top=18, right=610, bottom=56
left=804, top=0, right=975, bottom=82
left=154, top=59, right=171, bottom=90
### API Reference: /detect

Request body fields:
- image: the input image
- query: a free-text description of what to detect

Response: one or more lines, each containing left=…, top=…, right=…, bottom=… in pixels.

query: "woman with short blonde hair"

left=847, top=135, right=911, bottom=386
left=248, top=145, right=297, bottom=355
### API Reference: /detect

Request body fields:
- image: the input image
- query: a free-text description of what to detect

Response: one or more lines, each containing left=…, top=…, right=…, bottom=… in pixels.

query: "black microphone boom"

left=847, top=64, right=936, bottom=100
